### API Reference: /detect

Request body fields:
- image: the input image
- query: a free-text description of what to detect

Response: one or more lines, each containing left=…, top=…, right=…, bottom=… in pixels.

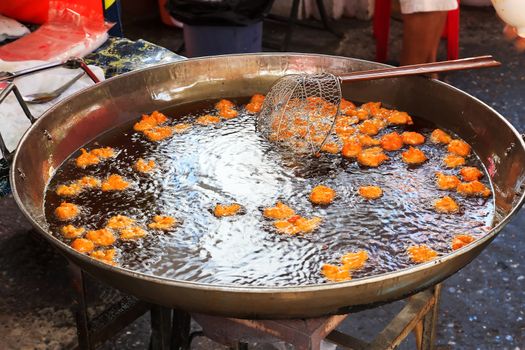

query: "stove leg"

left=150, top=305, right=172, bottom=350
left=171, top=309, right=191, bottom=350
left=421, top=284, right=441, bottom=350
left=230, top=342, right=249, bottom=350
left=69, top=265, right=93, bottom=350
left=67, top=261, right=157, bottom=349
left=414, top=284, right=441, bottom=350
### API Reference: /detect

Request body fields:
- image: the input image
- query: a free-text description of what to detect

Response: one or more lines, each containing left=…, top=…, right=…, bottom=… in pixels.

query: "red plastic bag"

left=0, top=1, right=49, bottom=24
left=0, top=0, right=111, bottom=62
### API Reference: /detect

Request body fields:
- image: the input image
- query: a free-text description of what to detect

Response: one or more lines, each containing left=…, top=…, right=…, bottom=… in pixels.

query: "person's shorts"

left=399, top=0, right=458, bottom=14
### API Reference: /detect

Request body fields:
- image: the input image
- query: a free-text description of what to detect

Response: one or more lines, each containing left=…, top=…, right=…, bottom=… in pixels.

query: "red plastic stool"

left=373, top=0, right=460, bottom=62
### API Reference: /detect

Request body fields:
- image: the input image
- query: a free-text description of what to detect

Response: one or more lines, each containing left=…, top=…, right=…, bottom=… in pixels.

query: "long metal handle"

left=0, top=57, right=101, bottom=83
left=55, top=71, right=86, bottom=94
left=0, top=60, right=63, bottom=82
left=338, top=56, right=501, bottom=83
left=24, top=71, right=86, bottom=104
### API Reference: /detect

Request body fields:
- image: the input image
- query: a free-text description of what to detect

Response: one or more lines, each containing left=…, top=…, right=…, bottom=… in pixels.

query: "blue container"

left=183, top=21, right=263, bottom=57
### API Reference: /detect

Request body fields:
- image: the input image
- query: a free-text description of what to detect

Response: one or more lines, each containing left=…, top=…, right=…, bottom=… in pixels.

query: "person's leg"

left=398, top=0, right=458, bottom=66
left=400, top=11, right=447, bottom=65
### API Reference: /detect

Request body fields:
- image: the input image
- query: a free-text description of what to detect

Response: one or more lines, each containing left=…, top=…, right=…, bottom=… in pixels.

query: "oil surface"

left=44, top=98, right=495, bottom=287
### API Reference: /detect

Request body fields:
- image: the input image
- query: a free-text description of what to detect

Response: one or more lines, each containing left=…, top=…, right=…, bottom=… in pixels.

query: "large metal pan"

left=8, top=54, right=525, bottom=318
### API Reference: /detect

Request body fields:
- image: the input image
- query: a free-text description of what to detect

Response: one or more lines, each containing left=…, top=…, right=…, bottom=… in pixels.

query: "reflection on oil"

left=43, top=98, right=495, bottom=287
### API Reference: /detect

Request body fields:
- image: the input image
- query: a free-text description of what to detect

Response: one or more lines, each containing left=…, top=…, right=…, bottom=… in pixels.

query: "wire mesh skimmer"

left=256, top=56, right=501, bottom=155
left=256, top=73, right=341, bottom=155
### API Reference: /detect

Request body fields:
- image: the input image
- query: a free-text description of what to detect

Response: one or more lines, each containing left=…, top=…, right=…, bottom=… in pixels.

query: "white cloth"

left=0, top=60, right=105, bottom=157
left=400, top=0, right=458, bottom=14
left=0, top=15, right=29, bottom=42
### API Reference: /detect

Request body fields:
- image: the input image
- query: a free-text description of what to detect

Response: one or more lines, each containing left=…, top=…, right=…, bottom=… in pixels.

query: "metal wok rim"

left=10, top=52, right=525, bottom=294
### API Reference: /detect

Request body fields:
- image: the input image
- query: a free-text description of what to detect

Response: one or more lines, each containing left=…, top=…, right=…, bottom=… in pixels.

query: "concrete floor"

left=1, top=5, right=524, bottom=349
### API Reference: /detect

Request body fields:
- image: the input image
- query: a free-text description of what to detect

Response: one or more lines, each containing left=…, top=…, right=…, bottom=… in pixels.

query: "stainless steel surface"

left=9, top=54, right=525, bottom=318
left=23, top=71, right=85, bottom=104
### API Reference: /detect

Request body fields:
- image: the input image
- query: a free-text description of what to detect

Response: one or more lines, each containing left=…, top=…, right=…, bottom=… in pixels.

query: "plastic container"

left=0, top=0, right=110, bottom=61
left=183, top=21, right=262, bottom=57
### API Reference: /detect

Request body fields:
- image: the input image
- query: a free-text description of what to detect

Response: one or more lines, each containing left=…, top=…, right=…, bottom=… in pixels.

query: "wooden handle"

left=338, top=55, right=501, bottom=83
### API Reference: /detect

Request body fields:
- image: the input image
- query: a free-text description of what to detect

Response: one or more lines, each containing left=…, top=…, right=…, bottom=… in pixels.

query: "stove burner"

left=190, top=285, right=441, bottom=349
left=68, top=264, right=190, bottom=350
left=67, top=262, right=441, bottom=350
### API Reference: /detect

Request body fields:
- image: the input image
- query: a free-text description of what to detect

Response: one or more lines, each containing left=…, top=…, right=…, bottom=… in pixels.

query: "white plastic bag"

left=0, top=14, right=29, bottom=42
left=0, top=60, right=105, bottom=157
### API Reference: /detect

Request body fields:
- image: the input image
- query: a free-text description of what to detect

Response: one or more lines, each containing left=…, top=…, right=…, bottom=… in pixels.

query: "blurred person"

left=399, top=0, right=458, bottom=65
left=491, top=0, right=525, bottom=52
